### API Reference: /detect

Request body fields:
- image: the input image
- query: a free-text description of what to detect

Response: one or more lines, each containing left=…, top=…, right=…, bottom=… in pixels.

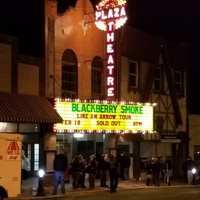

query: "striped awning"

left=0, top=92, right=63, bottom=124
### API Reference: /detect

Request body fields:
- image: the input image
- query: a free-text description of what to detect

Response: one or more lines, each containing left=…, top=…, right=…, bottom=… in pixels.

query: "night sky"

left=0, top=0, right=200, bottom=114
left=0, top=0, right=43, bottom=57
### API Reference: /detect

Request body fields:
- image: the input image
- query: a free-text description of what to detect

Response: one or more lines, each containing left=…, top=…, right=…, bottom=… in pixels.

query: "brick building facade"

left=44, top=0, right=189, bottom=179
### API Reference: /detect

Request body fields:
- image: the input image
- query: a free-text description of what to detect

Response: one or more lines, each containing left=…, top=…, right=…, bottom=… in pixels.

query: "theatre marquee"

left=54, top=99, right=156, bottom=134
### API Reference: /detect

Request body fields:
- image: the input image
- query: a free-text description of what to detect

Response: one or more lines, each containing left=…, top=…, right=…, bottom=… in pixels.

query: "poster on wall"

left=46, top=152, right=55, bottom=173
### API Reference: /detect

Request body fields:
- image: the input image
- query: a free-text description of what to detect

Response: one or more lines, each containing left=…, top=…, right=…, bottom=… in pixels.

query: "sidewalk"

left=8, top=177, right=200, bottom=200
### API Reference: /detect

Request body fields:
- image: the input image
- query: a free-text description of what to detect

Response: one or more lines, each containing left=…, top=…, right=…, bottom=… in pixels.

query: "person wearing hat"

left=86, top=155, right=98, bottom=189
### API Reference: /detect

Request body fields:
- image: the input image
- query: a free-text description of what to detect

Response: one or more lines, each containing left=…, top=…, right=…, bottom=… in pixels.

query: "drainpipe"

left=186, top=50, right=190, bottom=158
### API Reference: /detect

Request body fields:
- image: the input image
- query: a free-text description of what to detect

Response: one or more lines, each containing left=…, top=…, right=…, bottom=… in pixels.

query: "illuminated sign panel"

left=54, top=100, right=154, bottom=133
left=95, top=0, right=127, bottom=99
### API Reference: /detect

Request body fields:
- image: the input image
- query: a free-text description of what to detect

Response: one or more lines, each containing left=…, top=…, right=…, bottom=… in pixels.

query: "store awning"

left=0, top=92, right=63, bottom=124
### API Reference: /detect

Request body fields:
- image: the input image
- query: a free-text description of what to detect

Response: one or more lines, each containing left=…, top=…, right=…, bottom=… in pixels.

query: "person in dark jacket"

left=163, top=157, right=172, bottom=185
left=86, top=155, right=98, bottom=189
left=71, top=155, right=82, bottom=189
left=186, top=157, right=195, bottom=184
left=78, top=154, right=87, bottom=188
left=52, top=149, right=68, bottom=195
left=119, top=151, right=131, bottom=180
left=145, top=158, right=154, bottom=186
left=99, top=152, right=109, bottom=187
left=108, top=154, right=119, bottom=193
left=152, top=157, right=161, bottom=186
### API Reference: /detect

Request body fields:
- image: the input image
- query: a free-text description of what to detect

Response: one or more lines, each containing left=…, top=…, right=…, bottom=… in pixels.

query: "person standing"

left=52, top=149, right=68, bottom=195
left=21, top=150, right=30, bottom=181
left=119, top=151, right=131, bottom=180
left=186, top=157, right=195, bottom=185
left=152, top=157, right=161, bottom=186
left=163, top=157, right=172, bottom=185
left=99, top=152, right=109, bottom=187
left=145, top=158, right=153, bottom=186
left=71, top=155, right=82, bottom=189
left=108, top=154, right=119, bottom=193
left=78, top=154, right=87, bottom=188
left=86, top=155, right=98, bottom=190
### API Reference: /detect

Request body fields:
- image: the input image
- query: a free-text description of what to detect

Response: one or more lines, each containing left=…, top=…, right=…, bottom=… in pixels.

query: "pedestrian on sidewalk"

left=52, top=148, right=68, bottom=195
left=21, top=149, right=31, bottom=184
left=162, top=157, right=172, bottom=186
left=86, top=154, right=98, bottom=190
left=71, top=155, right=82, bottom=189
left=99, top=152, right=109, bottom=187
left=78, top=154, right=87, bottom=188
left=119, top=151, right=131, bottom=180
left=186, top=157, right=195, bottom=185
left=145, top=158, right=153, bottom=186
left=152, top=157, right=161, bottom=186
left=108, top=154, right=120, bottom=193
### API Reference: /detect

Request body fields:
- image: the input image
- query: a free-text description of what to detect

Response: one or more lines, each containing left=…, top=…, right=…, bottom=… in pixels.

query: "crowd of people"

left=52, top=150, right=197, bottom=195
left=69, top=152, right=122, bottom=193
left=52, top=150, right=131, bottom=194
left=145, top=156, right=197, bottom=187
left=145, top=156, right=172, bottom=186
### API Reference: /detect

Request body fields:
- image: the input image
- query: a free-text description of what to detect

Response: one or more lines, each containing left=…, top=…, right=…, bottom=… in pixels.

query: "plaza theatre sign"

left=95, top=0, right=127, bottom=99
left=54, top=99, right=156, bottom=134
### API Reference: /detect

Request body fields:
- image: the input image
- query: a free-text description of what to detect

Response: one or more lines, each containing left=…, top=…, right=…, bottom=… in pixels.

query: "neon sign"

left=95, top=0, right=127, bottom=99
left=54, top=99, right=155, bottom=133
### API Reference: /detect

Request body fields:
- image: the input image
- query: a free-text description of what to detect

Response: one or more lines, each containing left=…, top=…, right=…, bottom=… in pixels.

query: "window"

left=155, top=116, right=163, bottom=132
left=62, top=49, right=78, bottom=98
left=34, top=144, right=39, bottom=171
left=91, top=56, right=104, bottom=98
left=129, top=60, right=138, bottom=88
left=194, top=146, right=200, bottom=166
left=154, top=67, right=162, bottom=91
left=174, top=70, right=182, bottom=94
left=27, top=144, right=31, bottom=170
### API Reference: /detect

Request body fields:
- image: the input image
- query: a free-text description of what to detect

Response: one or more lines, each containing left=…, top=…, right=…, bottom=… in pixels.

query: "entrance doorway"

left=116, top=144, right=130, bottom=157
left=77, top=141, right=94, bottom=159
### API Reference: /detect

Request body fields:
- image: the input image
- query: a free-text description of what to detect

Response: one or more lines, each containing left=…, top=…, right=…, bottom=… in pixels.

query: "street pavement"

left=7, top=177, right=200, bottom=200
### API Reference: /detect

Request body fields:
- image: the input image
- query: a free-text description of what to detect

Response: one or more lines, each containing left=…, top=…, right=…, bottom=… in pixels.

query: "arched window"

left=91, top=56, right=104, bottom=98
left=62, top=49, right=78, bottom=98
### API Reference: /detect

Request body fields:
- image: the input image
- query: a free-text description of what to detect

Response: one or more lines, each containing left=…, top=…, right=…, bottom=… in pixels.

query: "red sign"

left=95, top=0, right=127, bottom=99
left=6, top=140, right=21, bottom=160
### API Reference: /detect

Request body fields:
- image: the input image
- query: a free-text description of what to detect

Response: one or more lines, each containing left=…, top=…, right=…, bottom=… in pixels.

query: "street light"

left=192, top=167, right=197, bottom=185
left=36, top=169, right=45, bottom=196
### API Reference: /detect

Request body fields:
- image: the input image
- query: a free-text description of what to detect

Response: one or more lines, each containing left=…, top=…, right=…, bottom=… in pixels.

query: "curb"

left=7, top=183, right=200, bottom=200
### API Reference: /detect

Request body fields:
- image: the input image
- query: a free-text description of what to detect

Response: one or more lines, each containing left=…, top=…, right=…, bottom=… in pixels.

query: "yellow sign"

left=55, top=100, right=154, bottom=133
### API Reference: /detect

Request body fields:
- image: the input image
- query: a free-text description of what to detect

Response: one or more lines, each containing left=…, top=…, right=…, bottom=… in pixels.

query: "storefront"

left=0, top=91, right=63, bottom=177
left=54, top=98, right=156, bottom=179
